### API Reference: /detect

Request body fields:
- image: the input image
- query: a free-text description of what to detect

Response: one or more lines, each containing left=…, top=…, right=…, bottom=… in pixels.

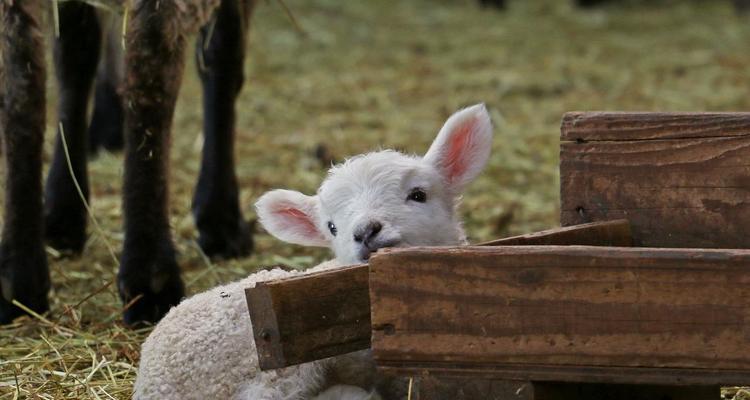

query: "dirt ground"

left=2, top=0, right=750, bottom=398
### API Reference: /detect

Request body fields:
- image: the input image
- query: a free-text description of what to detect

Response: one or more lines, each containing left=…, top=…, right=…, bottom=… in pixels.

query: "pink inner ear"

left=275, top=207, right=321, bottom=239
left=444, top=118, right=476, bottom=183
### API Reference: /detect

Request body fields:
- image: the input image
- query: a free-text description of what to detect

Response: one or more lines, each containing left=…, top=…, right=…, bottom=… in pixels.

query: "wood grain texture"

left=560, top=112, right=750, bottom=248
left=561, top=112, right=750, bottom=141
left=478, top=219, right=631, bottom=247
left=246, top=222, right=631, bottom=370
left=370, top=246, right=750, bottom=385
left=245, top=284, right=285, bottom=369
left=245, top=264, right=370, bottom=370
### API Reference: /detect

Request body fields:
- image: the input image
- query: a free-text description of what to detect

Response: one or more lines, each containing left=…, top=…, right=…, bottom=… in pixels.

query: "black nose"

left=353, top=221, right=382, bottom=245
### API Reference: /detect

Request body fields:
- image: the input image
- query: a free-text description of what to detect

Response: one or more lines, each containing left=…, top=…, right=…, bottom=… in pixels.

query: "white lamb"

left=133, top=104, right=493, bottom=400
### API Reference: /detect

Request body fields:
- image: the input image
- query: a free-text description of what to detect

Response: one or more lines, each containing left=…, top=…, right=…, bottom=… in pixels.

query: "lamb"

left=134, top=104, right=493, bottom=400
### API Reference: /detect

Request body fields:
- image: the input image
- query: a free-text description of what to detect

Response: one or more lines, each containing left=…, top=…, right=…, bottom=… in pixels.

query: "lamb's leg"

left=89, top=11, right=125, bottom=155
left=119, top=1, right=186, bottom=326
left=44, top=1, right=102, bottom=253
left=192, top=0, right=255, bottom=258
left=0, top=0, right=50, bottom=323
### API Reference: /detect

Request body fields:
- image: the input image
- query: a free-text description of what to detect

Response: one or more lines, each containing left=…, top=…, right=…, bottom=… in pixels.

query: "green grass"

left=2, top=0, right=750, bottom=398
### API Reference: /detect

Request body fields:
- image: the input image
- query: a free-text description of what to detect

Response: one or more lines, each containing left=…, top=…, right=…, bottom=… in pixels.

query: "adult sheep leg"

left=119, top=1, right=185, bottom=326
left=44, top=1, right=102, bottom=253
left=89, top=12, right=125, bottom=154
left=0, top=0, right=49, bottom=323
left=193, top=0, right=254, bottom=258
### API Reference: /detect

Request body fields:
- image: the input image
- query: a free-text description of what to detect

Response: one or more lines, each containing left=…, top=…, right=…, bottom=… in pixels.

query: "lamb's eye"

left=327, top=221, right=337, bottom=236
left=407, top=188, right=427, bottom=203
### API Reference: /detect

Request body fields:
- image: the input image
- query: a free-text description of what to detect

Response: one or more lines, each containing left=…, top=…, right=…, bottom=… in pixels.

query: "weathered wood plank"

left=370, top=246, right=750, bottom=385
left=560, top=112, right=750, bottom=248
left=245, top=264, right=370, bottom=370
left=245, top=283, right=285, bottom=368
left=561, top=111, right=750, bottom=141
left=478, top=219, right=631, bottom=247
left=247, top=221, right=632, bottom=370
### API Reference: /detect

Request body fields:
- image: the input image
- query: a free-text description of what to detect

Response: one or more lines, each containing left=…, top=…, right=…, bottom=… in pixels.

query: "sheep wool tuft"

left=134, top=261, right=342, bottom=400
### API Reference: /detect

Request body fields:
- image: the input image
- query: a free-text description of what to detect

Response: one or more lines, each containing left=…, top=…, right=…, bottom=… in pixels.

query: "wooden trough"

left=246, top=112, right=750, bottom=400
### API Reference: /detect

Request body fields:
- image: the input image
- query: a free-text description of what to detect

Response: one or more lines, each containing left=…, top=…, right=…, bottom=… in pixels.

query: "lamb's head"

left=256, top=104, right=493, bottom=265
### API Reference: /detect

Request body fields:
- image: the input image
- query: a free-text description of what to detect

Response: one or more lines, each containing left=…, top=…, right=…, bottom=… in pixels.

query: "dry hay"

left=2, top=0, right=750, bottom=398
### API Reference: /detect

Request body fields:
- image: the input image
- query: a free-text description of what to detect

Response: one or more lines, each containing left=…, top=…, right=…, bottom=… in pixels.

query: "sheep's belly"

left=61, top=0, right=223, bottom=34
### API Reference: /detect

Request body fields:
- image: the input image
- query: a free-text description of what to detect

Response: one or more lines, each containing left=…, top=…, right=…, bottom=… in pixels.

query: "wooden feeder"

left=246, top=112, right=750, bottom=400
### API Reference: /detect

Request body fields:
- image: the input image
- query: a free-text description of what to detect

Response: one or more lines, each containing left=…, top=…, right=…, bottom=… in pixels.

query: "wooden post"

left=560, top=112, right=750, bottom=249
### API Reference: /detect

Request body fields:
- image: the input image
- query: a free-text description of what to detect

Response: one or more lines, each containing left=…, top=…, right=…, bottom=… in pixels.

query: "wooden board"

left=246, top=264, right=370, bottom=370
left=369, top=245, right=750, bottom=385
left=478, top=219, right=631, bottom=247
left=246, top=221, right=632, bottom=370
left=560, top=112, right=750, bottom=249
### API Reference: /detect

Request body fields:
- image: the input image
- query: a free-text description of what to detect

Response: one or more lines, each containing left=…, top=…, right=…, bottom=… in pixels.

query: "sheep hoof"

left=44, top=224, right=86, bottom=255
left=196, top=217, right=254, bottom=260
left=0, top=243, right=50, bottom=324
left=118, top=256, right=184, bottom=327
left=44, top=199, right=87, bottom=255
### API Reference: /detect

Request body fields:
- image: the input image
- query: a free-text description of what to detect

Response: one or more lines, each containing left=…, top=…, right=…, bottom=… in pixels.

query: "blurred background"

left=2, top=0, right=750, bottom=398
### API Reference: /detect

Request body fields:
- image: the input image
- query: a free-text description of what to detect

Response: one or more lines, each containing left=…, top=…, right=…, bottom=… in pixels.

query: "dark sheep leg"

left=577, top=0, right=611, bottom=7
left=193, top=0, right=255, bottom=258
left=119, top=1, right=186, bottom=326
left=479, top=0, right=505, bottom=9
left=44, top=1, right=102, bottom=253
left=89, top=11, right=125, bottom=155
left=0, top=0, right=50, bottom=324
left=735, top=0, right=750, bottom=14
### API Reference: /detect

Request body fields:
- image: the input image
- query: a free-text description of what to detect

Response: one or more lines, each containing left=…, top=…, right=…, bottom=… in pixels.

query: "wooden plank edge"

left=246, top=264, right=370, bottom=370
left=245, top=283, right=286, bottom=370
left=257, top=263, right=368, bottom=288
left=560, top=111, right=750, bottom=142
left=478, top=219, right=631, bottom=247
left=377, top=363, right=750, bottom=386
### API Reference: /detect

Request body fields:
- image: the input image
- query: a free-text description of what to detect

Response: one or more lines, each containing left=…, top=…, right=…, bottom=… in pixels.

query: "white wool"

left=134, top=262, right=341, bottom=400
left=135, top=104, right=493, bottom=399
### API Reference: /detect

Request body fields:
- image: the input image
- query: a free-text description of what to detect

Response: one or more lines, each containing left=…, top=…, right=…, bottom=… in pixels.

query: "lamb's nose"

left=353, top=221, right=382, bottom=245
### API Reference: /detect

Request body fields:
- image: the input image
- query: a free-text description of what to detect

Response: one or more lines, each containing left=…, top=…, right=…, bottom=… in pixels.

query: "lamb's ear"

left=423, top=103, right=493, bottom=192
left=255, top=189, right=329, bottom=247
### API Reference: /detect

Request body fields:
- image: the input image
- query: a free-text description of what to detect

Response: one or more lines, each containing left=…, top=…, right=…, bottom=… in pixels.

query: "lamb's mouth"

left=359, top=239, right=402, bottom=262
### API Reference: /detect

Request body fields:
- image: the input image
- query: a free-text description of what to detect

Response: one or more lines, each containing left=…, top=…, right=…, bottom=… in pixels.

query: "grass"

left=2, top=0, right=750, bottom=398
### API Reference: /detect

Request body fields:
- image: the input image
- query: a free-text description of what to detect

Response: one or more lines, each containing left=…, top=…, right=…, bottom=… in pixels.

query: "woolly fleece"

left=134, top=261, right=347, bottom=400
